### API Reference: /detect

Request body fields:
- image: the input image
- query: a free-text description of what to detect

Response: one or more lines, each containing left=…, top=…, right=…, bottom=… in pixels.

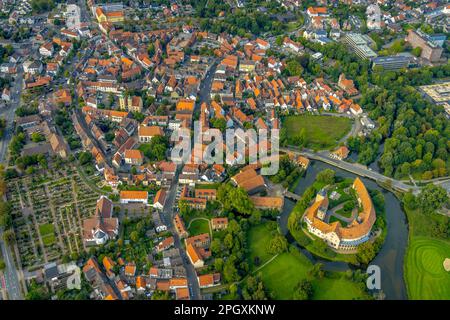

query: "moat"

left=279, top=160, right=408, bottom=300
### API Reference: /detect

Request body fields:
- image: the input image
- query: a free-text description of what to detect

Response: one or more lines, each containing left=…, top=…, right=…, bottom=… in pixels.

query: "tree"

left=266, top=234, right=288, bottom=255
left=308, top=263, right=325, bottom=279
left=316, top=169, right=335, bottom=185
left=26, top=280, right=50, bottom=300
left=3, top=229, right=15, bottom=245
left=417, top=185, right=448, bottom=214
left=402, top=192, right=417, bottom=210
left=293, top=279, right=313, bottom=300
left=78, top=152, right=93, bottom=165
left=130, top=231, right=139, bottom=243
left=356, top=241, right=377, bottom=264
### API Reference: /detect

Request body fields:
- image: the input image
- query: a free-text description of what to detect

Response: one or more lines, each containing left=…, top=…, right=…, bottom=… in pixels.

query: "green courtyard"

left=187, top=219, right=211, bottom=237
left=283, top=115, right=352, bottom=150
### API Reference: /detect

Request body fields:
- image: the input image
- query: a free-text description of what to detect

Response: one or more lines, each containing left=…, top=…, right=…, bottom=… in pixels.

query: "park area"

left=247, top=222, right=370, bottom=300
left=283, top=115, right=352, bottom=150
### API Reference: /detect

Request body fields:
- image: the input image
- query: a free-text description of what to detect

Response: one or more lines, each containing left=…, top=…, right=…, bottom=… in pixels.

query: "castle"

left=304, top=178, right=376, bottom=251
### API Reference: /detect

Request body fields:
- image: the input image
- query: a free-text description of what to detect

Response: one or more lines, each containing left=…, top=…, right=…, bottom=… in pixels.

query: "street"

left=162, top=169, right=202, bottom=300
left=0, top=227, right=23, bottom=300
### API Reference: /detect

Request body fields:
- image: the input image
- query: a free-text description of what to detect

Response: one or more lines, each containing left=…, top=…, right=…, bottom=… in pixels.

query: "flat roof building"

left=372, top=55, right=411, bottom=71
left=343, top=33, right=377, bottom=60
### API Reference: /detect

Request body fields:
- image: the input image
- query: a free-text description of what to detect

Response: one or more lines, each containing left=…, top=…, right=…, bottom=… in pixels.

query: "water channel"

left=279, top=160, right=408, bottom=300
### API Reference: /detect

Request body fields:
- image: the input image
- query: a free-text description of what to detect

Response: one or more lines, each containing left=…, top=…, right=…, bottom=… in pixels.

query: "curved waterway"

left=279, top=160, right=408, bottom=300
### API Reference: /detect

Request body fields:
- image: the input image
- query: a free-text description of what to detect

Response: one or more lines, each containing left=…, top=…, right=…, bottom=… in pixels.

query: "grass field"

left=404, top=207, right=450, bottom=300
left=405, top=237, right=450, bottom=300
left=39, top=223, right=56, bottom=247
left=248, top=223, right=368, bottom=299
left=188, top=219, right=210, bottom=237
left=247, top=223, right=274, bottom=270
left=283, top=115, right=352, bottom=150
left=258, top=249, right=368, bottom=299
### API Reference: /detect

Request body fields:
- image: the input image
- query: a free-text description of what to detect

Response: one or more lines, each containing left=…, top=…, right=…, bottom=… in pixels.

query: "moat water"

left=279, top=160, right=408, bottom=300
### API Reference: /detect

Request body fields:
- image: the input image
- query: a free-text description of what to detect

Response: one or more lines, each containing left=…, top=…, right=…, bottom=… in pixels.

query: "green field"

left=248, top=223, right=368, bottom=299
left=283, top=115, right=352, bottom=150
left=188, top=219, right=210, bottom=237
left=247, top=223, right=274, bottom=270
left=39, top=223, right=56, bottom=247
left=258, top=248, right=368, bottom=300
left=404, top=207, right=450, bottom=300
left=405, top=237, right=450, bottom=300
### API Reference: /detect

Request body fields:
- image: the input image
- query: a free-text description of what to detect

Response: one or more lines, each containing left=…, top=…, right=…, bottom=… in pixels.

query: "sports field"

left=283, top=115, right=352, bottom=150
left=405, top=237, right=450, bottom=300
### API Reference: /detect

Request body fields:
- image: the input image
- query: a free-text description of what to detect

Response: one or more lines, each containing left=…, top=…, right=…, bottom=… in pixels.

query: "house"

left=255, top=38, right=270, bottom=50
left=307, top=7, right=329, bottom=17
left=124, top=149, right=144, bottom=165
left=119, top=190, right=148, bottom=204
left=296, top=155, right=310, bottom=169
left=125, top=263, right=136, bottom=277
left=1, top=87, right=11, bottom=102
left=231, top=168, right=265, bottom=194
left=211, top=217, right=228, bottom=231
left=83, top=196, right=118, bottom=246
left=185, top=233, right=210, bottom=248
left=338, top=74, right=359, bottom=96
left=138, top=125, right=164, bottom=143
left=194, top=189, right=217, bottom=200
left=330, top=146, right=349, bottom=160
left=152, top=211, right=167, bottom=232
left=250, top=196, right=284, bottom=211
left=157, top=236, right=174, bottom=252
left=49, top=133, right=69, bottom=158
left=153, top=189, right=167, bottom=210
left=173, top=214, right=188, bottom=238
left=39, top=42, right=54, bottom=57
left=197, top=273, right=221, bottom=288
left=186, top=243, right=204, bottom=268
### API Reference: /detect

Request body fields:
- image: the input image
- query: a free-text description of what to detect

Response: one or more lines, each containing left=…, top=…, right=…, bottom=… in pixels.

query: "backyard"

left=283, top=115, right=352, bottom=150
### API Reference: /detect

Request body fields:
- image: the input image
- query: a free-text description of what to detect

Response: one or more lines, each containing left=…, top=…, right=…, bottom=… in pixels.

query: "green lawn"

left=404, top=207, right=450, bottom=300
left=248, top=223, right=368, bottom=299
left=283, top=115, right=352, bottom=150
left=248, top=223, right=274, bottom=270
left=405, top=237, right=450, bottom=300
left=258, top=248, right=368, bottom=300
left=188, top=219, right=210, bottom=237
left=39, top=223, right=56, bottom=247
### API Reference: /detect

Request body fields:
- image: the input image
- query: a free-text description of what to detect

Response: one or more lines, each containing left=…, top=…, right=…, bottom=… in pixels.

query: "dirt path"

left=44, top=184, right=66, bottom=253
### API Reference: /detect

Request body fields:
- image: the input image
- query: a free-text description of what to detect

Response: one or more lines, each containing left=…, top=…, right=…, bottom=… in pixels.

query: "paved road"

left=0, top=64, right=24, bottom=300
left=0, top=228, right=23, bottom=300
left=0, top=66, right=24, bottom=162
left=282, top=147, right=422, bottom=194
left=162, top=169, right=201, bottom=300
